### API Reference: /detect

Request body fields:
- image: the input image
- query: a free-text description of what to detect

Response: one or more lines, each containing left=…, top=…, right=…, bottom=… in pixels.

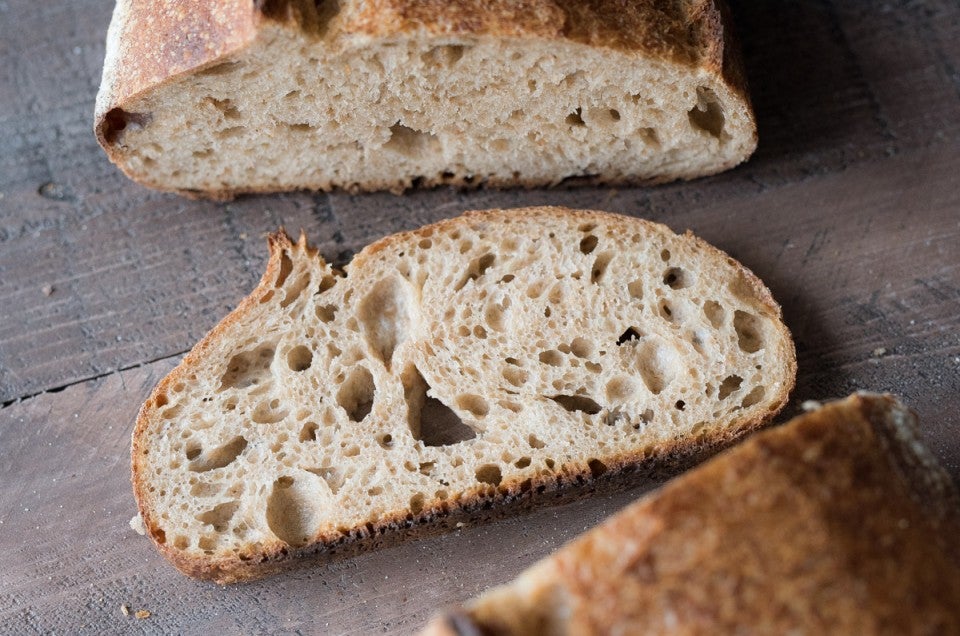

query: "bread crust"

left=424, top=394, right=960, bottom=635
left=131, top=207, right=794, bottom=583
left=94, top=0, right=755, bottom=198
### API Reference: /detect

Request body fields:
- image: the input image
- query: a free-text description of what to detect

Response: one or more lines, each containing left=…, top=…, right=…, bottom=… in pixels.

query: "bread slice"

left=132, top=206, right=795, bottom=582
left=95, top=0, right=756, bottom=198
left=422, top=393, right=960, bottom=636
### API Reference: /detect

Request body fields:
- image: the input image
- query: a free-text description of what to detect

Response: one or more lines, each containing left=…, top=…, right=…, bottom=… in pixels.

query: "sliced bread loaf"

left=95, top=0, right=756, bottom=197
left=422, top=394, right=960, bottom=636
left=132, top=207, right=795, bottom=582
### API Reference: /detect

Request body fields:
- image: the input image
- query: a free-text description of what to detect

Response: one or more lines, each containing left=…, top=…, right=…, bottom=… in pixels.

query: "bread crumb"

left=41, top=284, right=54, bottom=296
left=120, top=604, right=129, bottom=616
left=130, top=514, right=146, bottom=536
left=800, top=400, right=822, bottom=412
left=135, top=610, right=151, bottom=619
left=872, top=347, right=887, bottom=358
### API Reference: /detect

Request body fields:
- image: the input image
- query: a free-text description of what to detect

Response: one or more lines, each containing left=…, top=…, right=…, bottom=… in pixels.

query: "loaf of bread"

left=422, top=394, right=960, bottom=636
left=95, top=0, right=756, bottom=198
left=132, top=207, right=794, bottom=582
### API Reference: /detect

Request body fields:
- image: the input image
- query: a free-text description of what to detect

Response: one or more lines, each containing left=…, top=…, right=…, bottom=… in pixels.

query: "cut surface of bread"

left=95, top=0, right=756, bottom=197
left=422, top=393, right=960, bottom=636
left=133, top=207, right=794, bottom=582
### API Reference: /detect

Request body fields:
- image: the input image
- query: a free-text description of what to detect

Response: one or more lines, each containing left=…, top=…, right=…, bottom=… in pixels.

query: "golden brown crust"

left=94, top=0, right=753, bottom=195
left=132, top=207, right=794, bottom=583
left=427, top=394, right=960, bottom=635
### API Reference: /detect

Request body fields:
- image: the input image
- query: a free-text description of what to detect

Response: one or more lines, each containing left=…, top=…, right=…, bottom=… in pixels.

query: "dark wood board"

left=0, top=0, right=959, bottom=633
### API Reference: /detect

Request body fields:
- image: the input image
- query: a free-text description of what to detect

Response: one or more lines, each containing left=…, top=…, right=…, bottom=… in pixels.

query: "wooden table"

left=2, top=1, right=958, bottom=633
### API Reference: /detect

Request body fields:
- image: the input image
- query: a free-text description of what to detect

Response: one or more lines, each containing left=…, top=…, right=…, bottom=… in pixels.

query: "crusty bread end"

left=423, top=393, right=960, bottom=635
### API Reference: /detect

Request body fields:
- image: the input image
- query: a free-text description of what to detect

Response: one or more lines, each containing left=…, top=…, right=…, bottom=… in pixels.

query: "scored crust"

left=132, top=206, right=795, bottom=583
left=95, top=0, right=756, bottom=198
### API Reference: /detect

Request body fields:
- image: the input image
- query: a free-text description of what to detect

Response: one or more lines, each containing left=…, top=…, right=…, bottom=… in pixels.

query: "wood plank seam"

left=0, top=348, right=188, bottom=411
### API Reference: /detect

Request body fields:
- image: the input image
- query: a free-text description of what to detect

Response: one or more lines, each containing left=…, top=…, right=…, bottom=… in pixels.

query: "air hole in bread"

left=454, top=253, right=496, bottom=291
left=252, top=398, right=289, bottom=424
left=515, top=456, right=531, bottom=469
left=217, top=126, right=246, bottom=140
left=634, top=340, right=679, bottom=395
left=378, top=433, right=394, bottom=449
left=528, top=434, right=545, bottom=449
left=475, top=464, right=502, bottom=487
left=565, top=107, right=586, bottom=127
left=99, top=107, right=148, bottom=144
left=484, top=296, right=511, bottom=331
left=688, top=86, right=725, bottom=139
left=298, top=421, right=318, bottom=442
left=605, top=377, right=637, bottom=402
left=544, top=458, right=556, bottom=470
left=218, top=341, right=277, bottom=391
left=661, top=249, right=671, bottom=262
left=160, top=403, right=183, bottom=420
left=196, top=500, right=240, bottom=532
left=404, top=366, right=477, bottom=446
left=734, top=310, right=764, bottom=353
left=185, top=440, right=202, bottom=461
left=198, top=535, right=217, bottom=552
left=569, top=337, right=593, bottom=358
left=741, top=385, right=766, bottom=408
left=190, top=482, right=221, bottom=497
left=703, top=300, right=724, bottom=328
left=718, top=375, right=743, bottom=400
left=473, top=325, right=487, bottom=339
left=578, top=234, right=598, bottom=255
left=422, top=44, right=467, bottom=67
left=617, top=327, right=642, bottom=345
left=409, top=493, right=426, bottom=514
left=663, top=267, right=691, bottom=289
left=591, top=251, right=613, bottom=283
left=189, top=435, right=248, bottom=472
left=551, top=394, right=602, bottom=415
left=266, top=476, right=319, bottom=547
left=281, top=273, right=311, bottom=307
left=539, top=350, right=564, bottom=366
left=305, top=466, right=344, bottom=494
left=627, top=279, right=644, bottom=300
left=384, top=123, right=440, bottom=158
left=337, top=366, right=375, bottom=422
left=675, top=400, right=686, bottom=411
left=287, top=345, right=313, bottom=372
left=456, top=394, right=490, bottom=418
left=659, top=301, right=678, bottom=323
left=587, top=458, right=608, bottom=478
left=358, top=277, right=411, bottom=369
left=318, top=274, right=338, bottom=294
left=207, top=97, right=240, bottom=120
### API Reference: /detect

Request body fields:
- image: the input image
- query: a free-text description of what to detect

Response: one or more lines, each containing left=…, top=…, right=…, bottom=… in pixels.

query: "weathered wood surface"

left=0, top=0, right=959, bottom=633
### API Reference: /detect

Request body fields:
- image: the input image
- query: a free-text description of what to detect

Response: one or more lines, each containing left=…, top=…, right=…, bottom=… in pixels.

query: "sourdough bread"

left=132, top=207, right=794, bottom=582
left=95, top=0, right=756, bottom=198
left=422, top=394, right=960, bottom=636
